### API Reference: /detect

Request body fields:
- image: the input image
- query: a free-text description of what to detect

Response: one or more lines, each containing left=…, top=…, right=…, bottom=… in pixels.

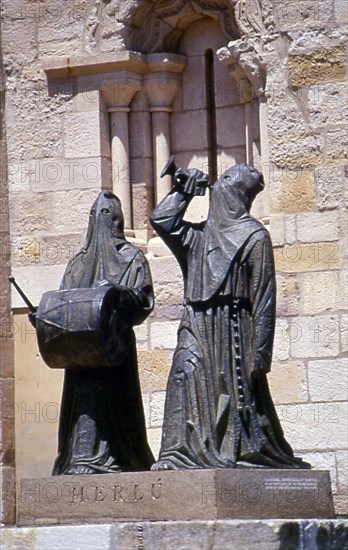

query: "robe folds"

left=150, top=183, right=309, bottom=470
left=53, top=192, right=154, bottom=475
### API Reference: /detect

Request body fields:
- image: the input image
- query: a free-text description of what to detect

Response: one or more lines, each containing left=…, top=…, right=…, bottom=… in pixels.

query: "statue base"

left=17, top=469, right=335, bottom=526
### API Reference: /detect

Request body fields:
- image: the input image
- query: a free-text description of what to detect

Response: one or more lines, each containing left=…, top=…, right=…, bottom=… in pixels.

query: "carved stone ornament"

left=150, top=161, right=311, bottom=471
left=116, top=0, right=239, bottom=53
left=217, top=36, right=267, bottom=99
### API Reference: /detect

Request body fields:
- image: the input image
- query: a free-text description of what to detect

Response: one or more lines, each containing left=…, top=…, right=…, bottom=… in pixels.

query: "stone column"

left=144, top=55, right=186, bottom=205
left=102, top=74, right=141, bottom=229
left=144, top=74, right=180, bottom=204
left=258, top=94, right=271, bottom=219
left=244, top=101, right=253, bottom=165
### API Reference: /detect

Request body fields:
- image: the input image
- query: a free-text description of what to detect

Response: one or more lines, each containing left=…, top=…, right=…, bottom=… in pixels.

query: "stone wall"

left=1, top=0, right=347, bottom=525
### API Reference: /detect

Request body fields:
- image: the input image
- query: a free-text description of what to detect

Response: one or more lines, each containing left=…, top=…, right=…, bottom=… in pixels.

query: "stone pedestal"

left=17, top=469, right=335, bottom=527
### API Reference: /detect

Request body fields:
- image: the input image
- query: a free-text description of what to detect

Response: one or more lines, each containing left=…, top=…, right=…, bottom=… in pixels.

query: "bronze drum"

left=36, top=286, right=125, bottom=369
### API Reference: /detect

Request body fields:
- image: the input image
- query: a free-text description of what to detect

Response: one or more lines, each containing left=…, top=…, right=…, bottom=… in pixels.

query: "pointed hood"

left=187, top=164, right=266, bottom=302
left=60, top=191, right=137, bottom=290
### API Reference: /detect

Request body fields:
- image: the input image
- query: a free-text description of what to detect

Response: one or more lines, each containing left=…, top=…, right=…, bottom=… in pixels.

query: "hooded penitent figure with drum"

left=33, top=191, right=154, bottom=474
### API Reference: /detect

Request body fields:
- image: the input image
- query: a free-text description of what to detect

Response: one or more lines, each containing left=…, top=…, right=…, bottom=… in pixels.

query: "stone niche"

left=42, top=1, right=270, bottom=243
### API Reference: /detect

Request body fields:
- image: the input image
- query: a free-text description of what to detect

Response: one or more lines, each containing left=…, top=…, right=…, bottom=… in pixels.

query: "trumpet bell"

left=160, top=155, right=177, bottom=178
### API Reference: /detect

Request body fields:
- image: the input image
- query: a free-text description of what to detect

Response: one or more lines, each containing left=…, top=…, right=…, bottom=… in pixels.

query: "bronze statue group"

left=31, top=162, right=310, bottom=475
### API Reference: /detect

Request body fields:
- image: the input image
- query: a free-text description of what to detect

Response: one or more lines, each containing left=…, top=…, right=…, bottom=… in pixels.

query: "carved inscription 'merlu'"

left=19, top=479, right=163, bottom=505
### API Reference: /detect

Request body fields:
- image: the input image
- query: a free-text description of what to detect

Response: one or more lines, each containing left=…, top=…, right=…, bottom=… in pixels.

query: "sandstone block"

left=152, top=280, right=183, bottom=308
left=0, top=465, right=15, bottom=524
left=178, top=54, right=205, bottom=111
left=50, top=189, right=99, bottom=233
left=40, top=234, right=84, bottom=266
left=269, top=214, right=284, bottom=246
left=147, top=237, right=173, bottom=258
left=134, top=322, right=149, bottom=351
left=275, top=273, right=300, bottom=317
left=334, top=494, right=348, bottom=516
left=12, top=236, right=40, bottom=266
left=2, top=13, right=37, bottom=65
left=8, top=161, right=30, bottom=193
left=147, top=427, right=162, bottom=460
left=215, top=105, right=245, bottom=147
left=13, top=314, right=62, bottom=384
left=308, top=83, right=348, bottom=127
left=64, top=112, right=105, bottom=158
left=290, top=315, right=340, bottom=358
left=141, top=520, right=216, bottom=550
left=28, top=157, right=111, bottom=192
left=308, top=359, right=348, bottom=402
left=6, top=88, right=63, bottom=162
left=172, top=152, right=210, bottom=176
left=10, top=194, right=54, bottom=234
left=315, top=164, right=346, bottom=210
left=150, top=305, right=183, bottom=321
left=269, top=134, right=323, bottom=169
left=218, top=146, right=250, bottom=171
left=150, top=321, right=180, bottom=350
left=270, top=170, right=316, bottom=213
left=297, top=209, right=339, bottom=243
left=171, top=109, right=208, bottom=152
left=150, top=391, right=166, bottom=428
left=325, top=127, right=348, bottom=162
left=73, top=89, right=101, bottom=113
left=267, top=362, right=308, bottom=404
left=301, top=271, right=346, bottom=315
left=10, top=189, right=98, bottom=236
left=0, top=338, right=14, bottom=379
left=14, top=371, right=62, bottom=458
left=0, top=524, right=36, bottom=548
left=132, top=182, right=150, bottom=230
left=138, top=350, right=172, bottom=393
left=274, top=242, right=342, bottom=272
left=148, top=255, right=183, bottom=305
left=267, top=91, right=306, bottom=137
left=336, top=450, right=348, bottom=492
left=276, top=1, right=337, bottom=32
left=273, top=319, right=290, bottom=361
left=42, top=42, right=85, bottom=60
left=284, top=214, right=297, bottom=244
left=0, top=378, right=15, bottom=465
left=11, top=264, right=66, bottom=308
left=288, top=47, right=346, bottom=86
left=335, top=0, right=348, bottom=24
left=277, top=401, right=347, bottom=451
left=35, top=524, right=112, bottom=550
left=340, top=313, right=348, bottom=353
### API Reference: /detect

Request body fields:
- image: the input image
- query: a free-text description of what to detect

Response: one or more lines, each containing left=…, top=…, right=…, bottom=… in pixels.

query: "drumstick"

left=9, top=276, right=37, bottom=312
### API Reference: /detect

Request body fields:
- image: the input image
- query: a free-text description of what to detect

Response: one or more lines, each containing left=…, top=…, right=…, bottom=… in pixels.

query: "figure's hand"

left=174, top=168, right=209, bottom=196
left=186, top=168, right=208, bottom=180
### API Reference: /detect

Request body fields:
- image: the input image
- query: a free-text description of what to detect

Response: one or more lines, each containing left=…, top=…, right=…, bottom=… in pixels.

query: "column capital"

left=101, top=71, right=142, bottom=110
left=144, top=71, right=181, bottom=111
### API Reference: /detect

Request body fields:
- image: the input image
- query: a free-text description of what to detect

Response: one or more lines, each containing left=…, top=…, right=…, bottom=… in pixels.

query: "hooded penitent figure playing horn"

left=50, top=191, right=154, bottom=474
left=150, top=163, right=310, bottom=470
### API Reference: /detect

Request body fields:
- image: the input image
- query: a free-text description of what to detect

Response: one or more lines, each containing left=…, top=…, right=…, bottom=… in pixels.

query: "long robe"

left=150, top=172, right=309, bottom=470
left=53, top=192, right=154, bottom=475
